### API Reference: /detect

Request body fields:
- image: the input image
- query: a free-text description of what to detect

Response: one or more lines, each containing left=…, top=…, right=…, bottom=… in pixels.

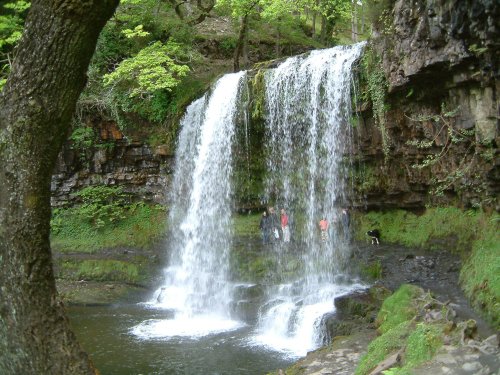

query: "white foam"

left=131, top=314, right=245, bottom=340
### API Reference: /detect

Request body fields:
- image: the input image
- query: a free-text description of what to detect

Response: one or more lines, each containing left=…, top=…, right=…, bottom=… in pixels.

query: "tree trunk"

left=233, top=14, right=249, bottom=72
left=320, top=14, right=327, bottom=42
left=242, top=21, right=249, bottom=68
left=351, top=0, right=358, bottom=42
left=360, top=1, right=365, bottom=34
left=0, top=1, right=119, bottom=374
left=312, top=0, right=320, bottom=36
left=312, top=11, right=317, bottom=35
left=275, top=27, right=281, bottom=58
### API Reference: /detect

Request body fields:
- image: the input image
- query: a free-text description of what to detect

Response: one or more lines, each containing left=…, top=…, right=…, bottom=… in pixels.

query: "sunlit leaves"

left=0, top=1, right=30, bottom=48
left=103, top=41, right=190, bottom=97
left=122, top=24, right=150, bottom=39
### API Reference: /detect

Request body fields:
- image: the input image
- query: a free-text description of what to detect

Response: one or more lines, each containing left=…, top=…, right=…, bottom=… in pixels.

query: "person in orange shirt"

left=319, top=217, right=329, bottom=242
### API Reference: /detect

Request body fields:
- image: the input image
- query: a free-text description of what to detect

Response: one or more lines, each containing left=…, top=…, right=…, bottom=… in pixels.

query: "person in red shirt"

left=319, top=217, right=328, bottom=242
left=280, top=208, right=290, bottom=243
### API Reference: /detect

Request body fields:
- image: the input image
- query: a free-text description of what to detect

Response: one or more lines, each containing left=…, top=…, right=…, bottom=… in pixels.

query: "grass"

left=361, top=260, right=383, bottom=280
left=355, top=285, right=445, bottom=375
left=460, top=220, right=500, bottom=329
left=355, top=320, right=413, bottom=375
left=376, top=284, right=423, bottom=334
left=58, top=259, right=141, bottom=283
left=51, top=204, right=166, bottom=253
left=404, top=323, right=443, bottom=368
left=232, top=212, right=262, bottom=237
left=353, top=207, right=490, bottom=252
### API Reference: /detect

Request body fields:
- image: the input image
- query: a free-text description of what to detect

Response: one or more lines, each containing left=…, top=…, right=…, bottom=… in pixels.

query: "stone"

left=461, top=362, right=482, bottom=372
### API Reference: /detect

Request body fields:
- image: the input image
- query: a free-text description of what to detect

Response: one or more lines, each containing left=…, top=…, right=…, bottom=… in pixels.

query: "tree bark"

left=233, top=14, right=249, bottom=72
left=0, top=1, right=119, bottom=374
left=351, top=0, right=358, bottom=42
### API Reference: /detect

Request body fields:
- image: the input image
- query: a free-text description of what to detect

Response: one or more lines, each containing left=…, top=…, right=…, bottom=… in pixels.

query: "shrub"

left=72, top=185, right=128, bottom=228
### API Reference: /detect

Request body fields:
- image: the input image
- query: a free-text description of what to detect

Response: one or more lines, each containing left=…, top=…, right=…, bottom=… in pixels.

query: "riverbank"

left=272, top=242, right=499, bottom=375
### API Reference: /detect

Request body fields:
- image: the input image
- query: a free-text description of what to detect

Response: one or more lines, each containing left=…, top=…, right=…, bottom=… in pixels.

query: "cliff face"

left=51, top=121, right=173, bottom=206
left=352, top=0, right=499, bottom=211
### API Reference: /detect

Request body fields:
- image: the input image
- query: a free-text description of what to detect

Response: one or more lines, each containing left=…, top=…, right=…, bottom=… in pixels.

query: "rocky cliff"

left=51, top=121, right=173, bottom=206
left=352, top=0, right=499, bottom=211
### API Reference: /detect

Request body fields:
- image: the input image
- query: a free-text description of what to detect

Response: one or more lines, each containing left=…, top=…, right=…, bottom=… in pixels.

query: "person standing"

left=259, top=211, right=271, bottom=244
left=268, top=206, right=280, bottom=242
left=280, top=208, right=290, bottom=243
left=319, top=217, right=329, bottom=242
left=341, top=208, right=350, bottom=241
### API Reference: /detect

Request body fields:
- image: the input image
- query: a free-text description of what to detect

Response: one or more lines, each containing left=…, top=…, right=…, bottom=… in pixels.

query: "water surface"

left=69, top=303, right=293, bottom=375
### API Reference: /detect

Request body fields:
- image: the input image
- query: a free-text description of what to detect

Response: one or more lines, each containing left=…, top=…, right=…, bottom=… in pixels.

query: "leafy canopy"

left=103, top=40, right=191, bottom=98
left=0, top=0, right=30, bottom=90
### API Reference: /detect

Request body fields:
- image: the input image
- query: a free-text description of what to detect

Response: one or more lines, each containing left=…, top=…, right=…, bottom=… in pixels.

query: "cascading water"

left=252, top=43, right=366, bottom=356
left=132, top=71, right=247, bottom=339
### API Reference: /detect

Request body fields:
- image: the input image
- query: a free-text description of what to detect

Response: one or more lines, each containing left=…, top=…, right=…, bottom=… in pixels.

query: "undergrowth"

left=58, top=259, right=141, bottom=283
left=353, top=207, right=491, bottom=253
left=51, top=203, right=166, bottom=253
left=355, top=320, right=413, bottom=375
left=232, top=213, right=262, bottom=237
left=376, top=284, right=423, bottom=334
left=356, top=285, right=446, bottom=375
left=460, top=220, right=500, bottom=329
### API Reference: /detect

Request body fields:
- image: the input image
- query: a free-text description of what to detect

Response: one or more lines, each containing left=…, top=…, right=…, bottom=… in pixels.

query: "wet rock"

left=334, top=289, right=380, bottom=320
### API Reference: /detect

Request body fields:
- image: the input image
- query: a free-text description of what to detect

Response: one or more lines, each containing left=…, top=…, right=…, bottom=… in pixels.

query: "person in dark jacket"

left=259, top=211, right=271, bottom=244
left=268, top=206, right=281, bottom=242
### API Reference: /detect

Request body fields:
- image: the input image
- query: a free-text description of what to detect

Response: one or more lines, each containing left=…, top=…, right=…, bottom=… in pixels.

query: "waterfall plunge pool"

left=68, top=279, right=364, bottom=375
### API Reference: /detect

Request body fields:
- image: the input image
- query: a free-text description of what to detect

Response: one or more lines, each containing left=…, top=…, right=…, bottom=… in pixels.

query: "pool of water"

left=69, top=303, right=294, bottom=375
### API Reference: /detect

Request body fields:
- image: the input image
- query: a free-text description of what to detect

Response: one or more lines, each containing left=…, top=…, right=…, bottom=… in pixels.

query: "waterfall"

left=131, top=71, right=247, bottom=339
left=252, top=43, right=365, bottom=356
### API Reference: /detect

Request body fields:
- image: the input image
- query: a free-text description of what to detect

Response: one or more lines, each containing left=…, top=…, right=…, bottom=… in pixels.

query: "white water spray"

left=253, top=44, right=365, bottom=356
left=132, top=72, right=247, bottom=339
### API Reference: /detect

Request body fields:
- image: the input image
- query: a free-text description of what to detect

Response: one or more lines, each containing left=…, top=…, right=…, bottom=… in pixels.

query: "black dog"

left=367, top=229, right=380, bottom=245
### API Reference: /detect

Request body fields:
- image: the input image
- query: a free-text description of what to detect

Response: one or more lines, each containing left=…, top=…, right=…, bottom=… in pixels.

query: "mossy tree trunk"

left=0, top=1, right=118, bottom=374
left=234, top=13, right=249, bottom=72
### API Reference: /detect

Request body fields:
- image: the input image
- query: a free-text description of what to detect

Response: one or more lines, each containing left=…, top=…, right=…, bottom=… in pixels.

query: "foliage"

left=361, top=45, right=389, bottom=157
left=376, top=284, right=423, bottom=334
left=69, top=126, right=95, bottom=150
left=350, top=164, right=380, bottom=193
left=251, top=69, right=266, bottom=120
left=69, top=125, right=97, bottom=163
left=460, top=220, right=500, bottom=329
left=103, top=40, right=191, bottom=98
left=356, top=285, right=446, bottom=375
left=353, top=207, right=493, bottom=252
left=71, top=186, right=129, bottom=228
left=405, top=104, right=495, bottom=201
left=0, top=0, right=30, bottom=89
left=232, top=212, right=262, bottom=237
left=51, top=202, right=166, bottom=253
left=363, top=0, right=394, bottom=31
left=361, top=260, right=383, bottom=280
left=404, top=323, right=443, bottom=367
left=58, top=259, right=140, bottom=283
left=355, top=321, right=413, bottom=375
left=74, top=0, right=202, bottom=129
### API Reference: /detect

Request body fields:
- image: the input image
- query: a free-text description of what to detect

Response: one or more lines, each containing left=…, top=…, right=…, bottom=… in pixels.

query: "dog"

left=367, top=229, right=380, bottom=245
